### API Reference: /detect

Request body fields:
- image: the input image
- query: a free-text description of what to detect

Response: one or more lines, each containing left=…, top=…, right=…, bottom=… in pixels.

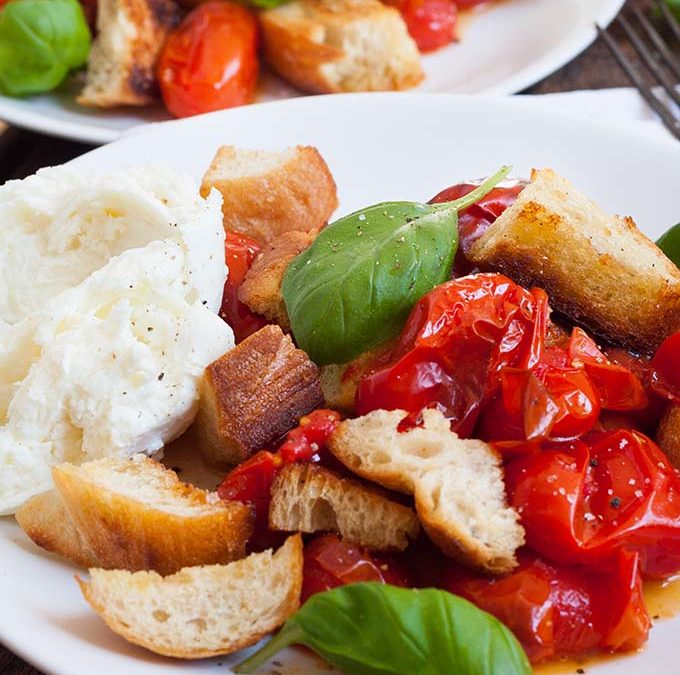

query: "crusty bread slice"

left=195, top=325, right=324, bottom=467
left=269, top=463, right=419, bottom=550
left=260, top=0, right=423, bottom=94
left=238, top=230, right=317, bottom=331
left=15, top=490, right=99, bottom=569
left=17, top=456, right=252, bottom=575
left=468, top=168, right=680, bottom=353
left=78, top=534, right=303, bottom=659
left=328, top=409, right=524, bottom=573
left=201, top=145, right=338, bottom=243
left=658, top=406, right=680, bottom=469
left=77, top=0, right=179, bottom=107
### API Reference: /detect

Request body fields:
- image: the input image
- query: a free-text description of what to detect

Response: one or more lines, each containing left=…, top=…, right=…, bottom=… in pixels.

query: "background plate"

left=1, top=92, right=679, bottom=675
left=0, top=0, right=624, bottom=144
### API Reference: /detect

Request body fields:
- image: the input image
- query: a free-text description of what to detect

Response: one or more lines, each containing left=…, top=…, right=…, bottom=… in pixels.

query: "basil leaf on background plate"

left=0, top=0, right=91, bottom=96
left=235, top=582, right=531, bottom=675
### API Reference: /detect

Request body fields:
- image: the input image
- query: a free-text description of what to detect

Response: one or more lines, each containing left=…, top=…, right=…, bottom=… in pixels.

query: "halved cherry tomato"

left=356, top=274, right=545, bottom=437
left=388, top=0, right=458, bottom=52
left=506, top=430, right=680, bottom=578
left=429, top=182, right=525, bottom=276
left=302, top=534, right=411, bottom=602
left=278, top=409, right=343, bottom=463
left=441, top=549, right=649, bottom=663
left=157, top=1, right=258, bottom=118
left=220, top=231, right=268, bottom=343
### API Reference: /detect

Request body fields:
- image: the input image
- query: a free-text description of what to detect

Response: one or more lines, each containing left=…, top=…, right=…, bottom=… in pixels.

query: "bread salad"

left=0, top=0, right=492, bottom=119
left=3, top=144, right=680, bottom=675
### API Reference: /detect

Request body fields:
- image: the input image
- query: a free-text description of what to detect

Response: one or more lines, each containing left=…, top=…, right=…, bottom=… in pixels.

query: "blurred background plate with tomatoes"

left=0, top=0, right=623, bottom=144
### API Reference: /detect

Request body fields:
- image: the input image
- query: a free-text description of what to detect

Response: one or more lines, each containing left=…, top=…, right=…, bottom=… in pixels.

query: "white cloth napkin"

left=520, top=87, right=677, bottom=141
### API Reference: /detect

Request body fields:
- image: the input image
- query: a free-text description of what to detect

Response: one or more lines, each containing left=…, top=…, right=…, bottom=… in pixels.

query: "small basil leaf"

left=235, top=582, right=531, bottom=675
left=0, top=0, right=91, bottom=96
left=657, top=223, right=680, bottom=268
left=282, top=166, right=510, bottom=365
left=663, top=0, right=680, bottom=19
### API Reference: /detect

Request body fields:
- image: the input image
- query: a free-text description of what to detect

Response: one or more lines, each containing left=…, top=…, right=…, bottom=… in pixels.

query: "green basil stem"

left=431, top=164, right=512, bottom=215
left=234, top=623, right=305, bottom=674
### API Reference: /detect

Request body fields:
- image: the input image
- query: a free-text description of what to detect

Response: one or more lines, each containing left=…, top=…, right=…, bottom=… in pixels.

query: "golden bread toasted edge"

left=200, top=145, right=338, bottom=243
left=269, top=462, right=420, bottom=550
left=76, top=534, right=303, bottom=659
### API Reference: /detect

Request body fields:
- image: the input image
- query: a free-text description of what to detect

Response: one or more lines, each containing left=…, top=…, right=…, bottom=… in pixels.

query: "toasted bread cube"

left=468, top=168, right=680, bottom=353
left=658, top=406, right=680, bottom=469
left=238, top=230, right=317, bottom=331
left=200, top=145, right=338, bottom=243
left=195, top=325, right=324, bottom=466
left=260, top=0, right=423, bottom=94
left=16, top=456, right=252, bottom=575
left=269, top=463, right=419, bottom=550
left=78, top=535, right=303, bottom=659
left=328, top=409, right=524, bottom=574
left=78, top=0, right=180, bottom=107
left=319, top=345, right=391, bottom=413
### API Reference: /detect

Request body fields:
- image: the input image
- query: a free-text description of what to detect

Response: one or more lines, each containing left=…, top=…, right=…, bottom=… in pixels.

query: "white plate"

left=2, top=92, right=679, bottom=675
left=0, top=0, right=624, bottom=144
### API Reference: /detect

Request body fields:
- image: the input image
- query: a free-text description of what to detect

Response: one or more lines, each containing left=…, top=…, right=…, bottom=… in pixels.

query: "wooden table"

left=0, top=0, right=648, bottom=672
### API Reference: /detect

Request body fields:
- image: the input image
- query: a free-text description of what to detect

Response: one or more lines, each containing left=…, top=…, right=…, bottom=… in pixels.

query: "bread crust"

left=17, top=457, right=252, bottom=575
left=201, top=145, right=338, bottom=243
left=78, top=0, right=180, bottom=107
left=468, top=168, right=680, bottom=354
left=260, top=0, right=423, bottom=94
left=238, top=229, right=318, bottom=330
left=658, top=406, right=680, bottom=469
left=195, top=325, right=324, bottom=467
left=78, top=535, right=303, bottom=659
left=328, top=409, right=524, bottom=573
left=269, top=463, right=419, bottom=550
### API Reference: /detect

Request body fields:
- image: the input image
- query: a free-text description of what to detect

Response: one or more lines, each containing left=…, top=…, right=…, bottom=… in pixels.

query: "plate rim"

left=0, top=0, right=625, bottom=145
left=2, top=91, right=679, bottom=675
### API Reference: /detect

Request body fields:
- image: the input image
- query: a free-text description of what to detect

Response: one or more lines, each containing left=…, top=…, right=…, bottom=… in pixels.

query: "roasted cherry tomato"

left=278, top=409, right=343, bottom=463
left=429, top=182, right=525, bottom=276
left=652, top=331, right=680, bottom=402
left=442, top=549, right=649, bottom=663
left=157, top=1, right=258, bottom=118
left=388, top=0, right=458, bottom=52
left=220, top=231, right=268, bottom=343
left=506, top=430, right=680, bottom=578
left=218, top=410, right=341, bottom=547
left=356, top=274, right=545, bottom=437
left=302, top=534, right=411, bottom=602
left=568, top=328, right=647, bottom=410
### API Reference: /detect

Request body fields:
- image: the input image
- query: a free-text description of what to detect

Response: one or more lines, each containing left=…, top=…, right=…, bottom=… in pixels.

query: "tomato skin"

left=157, top=1, right=258, bottom=118
left=278, top=409, right=343, bottom=463
left=506, top=430, right=680, bottom=578
left=356, top=274, right=546, bottom=437
left=389, top=0, right=458, bottom=52
left=220, top=231, right=268, bottom=343
left=652, top=331, right=680, bottom=402
left=302, top=534, right=411, bottom=602
left=441, top=549, right=649, bottom=663
left=429, top=182, right=525, bottom=276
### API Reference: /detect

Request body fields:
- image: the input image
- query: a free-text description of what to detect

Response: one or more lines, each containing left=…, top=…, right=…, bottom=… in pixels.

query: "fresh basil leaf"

left=282, top=166, right=511, bottom=365
left=657, top=223, right=680, bottom=268
left=235, top=582, right=531, bottom=675
left=0, top=0, right=91, bottom=96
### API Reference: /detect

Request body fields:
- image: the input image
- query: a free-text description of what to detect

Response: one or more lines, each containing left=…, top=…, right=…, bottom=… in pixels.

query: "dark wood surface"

left=0, top=0, right=651, bottom=672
